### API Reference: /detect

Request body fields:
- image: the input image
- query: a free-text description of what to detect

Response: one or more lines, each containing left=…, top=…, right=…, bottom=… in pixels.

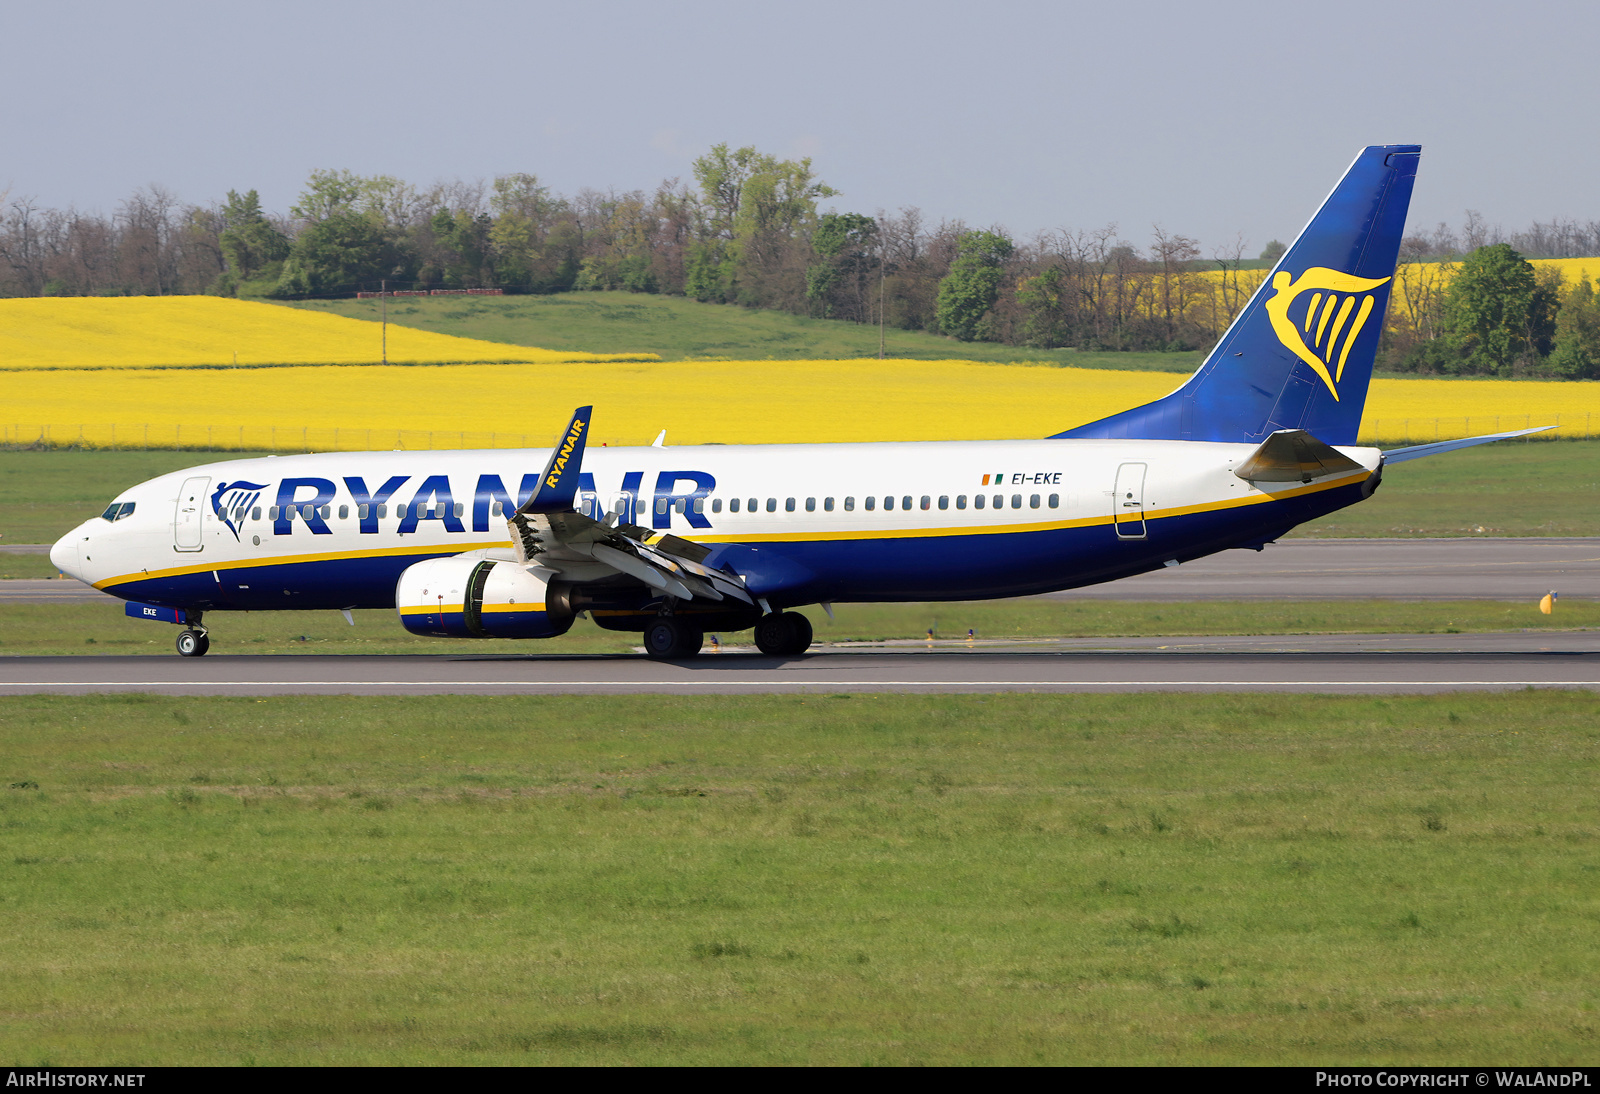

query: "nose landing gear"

left=176, top=629, right=210, bottom=657
left=175, top=610, right=210, bottom=657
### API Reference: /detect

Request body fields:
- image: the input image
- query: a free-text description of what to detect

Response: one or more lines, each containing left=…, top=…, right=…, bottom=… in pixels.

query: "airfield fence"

left=0, top=415, right=1590, bottom=453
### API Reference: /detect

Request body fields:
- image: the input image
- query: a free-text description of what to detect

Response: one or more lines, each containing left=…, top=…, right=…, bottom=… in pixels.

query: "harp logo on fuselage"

left=1263, top=267, right=1391, bottom=401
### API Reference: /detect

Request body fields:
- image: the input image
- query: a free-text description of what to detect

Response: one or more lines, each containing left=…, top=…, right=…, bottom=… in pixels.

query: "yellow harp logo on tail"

left=1264, top=267, right=1391, bottom=401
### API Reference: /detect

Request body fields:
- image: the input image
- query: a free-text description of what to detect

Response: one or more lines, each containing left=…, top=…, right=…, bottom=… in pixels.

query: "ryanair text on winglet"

left=546, top=418, right=587, bottom=489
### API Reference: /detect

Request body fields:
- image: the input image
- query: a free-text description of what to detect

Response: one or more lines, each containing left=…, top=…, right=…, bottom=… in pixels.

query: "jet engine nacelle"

left=396, top=557, right=573, bottom=639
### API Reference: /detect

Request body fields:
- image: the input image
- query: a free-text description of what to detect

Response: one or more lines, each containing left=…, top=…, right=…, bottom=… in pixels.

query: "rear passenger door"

left=1112, top=463, right=1146, bottom=540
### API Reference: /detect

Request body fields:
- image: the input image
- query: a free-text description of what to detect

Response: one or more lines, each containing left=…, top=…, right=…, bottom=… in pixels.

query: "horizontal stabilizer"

left=518, top=405, right=593, bottom=514
left=1234, top=429, right=1365, bottom=483
left=1382, top=426, right=1552, bottom=464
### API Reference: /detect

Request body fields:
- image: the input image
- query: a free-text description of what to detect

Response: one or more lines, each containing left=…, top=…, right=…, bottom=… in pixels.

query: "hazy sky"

left=3, top=0, right=1594, bottom=254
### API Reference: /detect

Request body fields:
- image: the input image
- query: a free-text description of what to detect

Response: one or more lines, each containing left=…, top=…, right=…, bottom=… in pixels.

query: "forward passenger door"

left=174, top=476, right=209, bottom=552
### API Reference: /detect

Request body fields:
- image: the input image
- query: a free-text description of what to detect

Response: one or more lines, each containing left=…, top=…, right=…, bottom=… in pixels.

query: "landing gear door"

left=1113, top=463, right=1147, bottom=540
left=174, top=476, right=209, bottom=552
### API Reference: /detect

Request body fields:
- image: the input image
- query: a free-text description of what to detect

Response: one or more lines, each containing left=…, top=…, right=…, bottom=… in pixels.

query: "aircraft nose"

left=49, top=532, right=79, bottom=580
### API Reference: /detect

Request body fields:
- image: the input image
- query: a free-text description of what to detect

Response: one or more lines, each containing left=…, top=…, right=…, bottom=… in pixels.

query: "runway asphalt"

left=5, top=539, right=1596, bottom=694
left=2, top=631, right=1596, bottom=694
left=5, top=538, right=1595, bottom=603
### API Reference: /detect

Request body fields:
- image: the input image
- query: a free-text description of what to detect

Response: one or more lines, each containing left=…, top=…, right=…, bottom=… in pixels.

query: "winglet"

left=518, top=406, right=593, bottom=514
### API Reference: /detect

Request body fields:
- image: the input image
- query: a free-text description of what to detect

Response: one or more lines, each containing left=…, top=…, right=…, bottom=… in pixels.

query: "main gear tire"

left=176, top=630, right=210, bottom=657
left=754, top=611, right=813, bottom=656
left=644, top=618, right=703, bottom=660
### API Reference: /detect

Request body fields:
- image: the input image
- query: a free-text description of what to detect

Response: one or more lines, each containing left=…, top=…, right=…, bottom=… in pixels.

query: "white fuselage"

left=51, top=437, right=1382, bottom=614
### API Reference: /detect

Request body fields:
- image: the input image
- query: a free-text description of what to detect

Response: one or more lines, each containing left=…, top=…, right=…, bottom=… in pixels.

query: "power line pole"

left=878, top=257, right=886, bottom=359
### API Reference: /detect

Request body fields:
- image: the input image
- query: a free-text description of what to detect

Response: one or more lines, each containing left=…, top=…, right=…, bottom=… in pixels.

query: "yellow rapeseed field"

left=4, top=359, right=1597, bottom=450
left=0, top=296, right=653, bottom=369
left=1202, top=258, right=1599, bottom=321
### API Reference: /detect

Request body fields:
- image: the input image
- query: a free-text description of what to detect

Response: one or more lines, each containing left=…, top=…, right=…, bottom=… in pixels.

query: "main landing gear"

left=642, top=610, right=814, bottom=661
left=176, top=629, right=210, bottom=657
left=754, top=611, right=812, bottom=657
left=644, top=617, right=704, bottom=661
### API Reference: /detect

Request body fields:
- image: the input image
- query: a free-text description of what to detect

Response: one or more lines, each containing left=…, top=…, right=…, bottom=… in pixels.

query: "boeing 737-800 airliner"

left=48, top=145, right=1542, bottom=659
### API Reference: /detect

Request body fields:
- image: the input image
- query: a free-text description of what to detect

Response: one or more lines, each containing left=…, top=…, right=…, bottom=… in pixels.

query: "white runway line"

left=2, top=679, right=1598, bottom=689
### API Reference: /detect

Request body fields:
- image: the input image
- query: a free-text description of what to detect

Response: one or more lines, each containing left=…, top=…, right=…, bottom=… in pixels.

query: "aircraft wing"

left=501, top=406, right=752, bottom=606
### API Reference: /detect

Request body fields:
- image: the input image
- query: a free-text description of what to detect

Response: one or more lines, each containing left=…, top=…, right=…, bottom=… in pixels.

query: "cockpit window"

left=100, top=502, right=136, bottom=522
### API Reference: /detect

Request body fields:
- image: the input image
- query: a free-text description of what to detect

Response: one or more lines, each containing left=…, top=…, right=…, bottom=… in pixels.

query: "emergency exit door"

left=174, top=476, right=209, bottom=552
left=1113, top=463, right=1147, bottom=540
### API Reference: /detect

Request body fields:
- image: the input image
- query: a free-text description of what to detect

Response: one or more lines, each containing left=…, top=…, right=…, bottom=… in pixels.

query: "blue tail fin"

left=1053, top=145, right=1419, bottom=445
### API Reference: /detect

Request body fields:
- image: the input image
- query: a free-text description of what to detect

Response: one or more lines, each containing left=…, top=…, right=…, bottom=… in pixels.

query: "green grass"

left=1289, top=438, right=1600, bottom=538
left=2, top=598, right=1593, bottom=657
left=0, top=691, right=1594, bottom=1064
left=0, top=554, right=59, bottom=579
left=284, top=292, right=1204, bottom=371
left=0, top=449, right=267, bottom=544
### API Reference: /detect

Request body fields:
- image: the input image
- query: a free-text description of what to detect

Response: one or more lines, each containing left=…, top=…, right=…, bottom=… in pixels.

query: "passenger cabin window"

left=1048, top=493, right=1060, bottom=508
left=1030, top=494, right=1040, bottom=509
left=712, top=498, right=722, bottom=513
left=269, top=506, right=280, bottom=520
left=884, top=496, right=894, bottom=511
left=730, top=498, right=740, bottom=513
left=454, top=502, right=464, bottom=518
left=656, top=498, right=669, bottom=515
left=824, top=497, right=834, bottom=511
left=766, top=498, right=777, bottom=512
left=805, top=497, right=815, bottom=512
left=674, top=499, right=686, bottom=514
left=785, top=498, right=796, bottom=512
left=938, top=496, right=949, bottom=510
left=844, top=497, right=854, bottom=511
left=993, top=494, right=1003, bottom=508
left=359, top=504, right=370, bottom=519
left=920, top=496, right=931, bottom=510
left=339, top=505, right=349, bottom=520
left=693, top=498, right=705, bottom=514
left=865, top=496, right=875, bottom=511
left=1011, top=494, right=1023, bottom=508
left=956, top=495, right=967, bottom=509
left=251, top=506, right=261, bottom=521
left=748, top=498, right=758, bottom=512
left=974, top=495, right=985, bottom=509
left=377, top=504, right=387, bottom=518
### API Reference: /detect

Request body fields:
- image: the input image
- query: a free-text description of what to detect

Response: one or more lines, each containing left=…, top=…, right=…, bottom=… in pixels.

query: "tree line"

left=2, top=145, right=1597, bottom=369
